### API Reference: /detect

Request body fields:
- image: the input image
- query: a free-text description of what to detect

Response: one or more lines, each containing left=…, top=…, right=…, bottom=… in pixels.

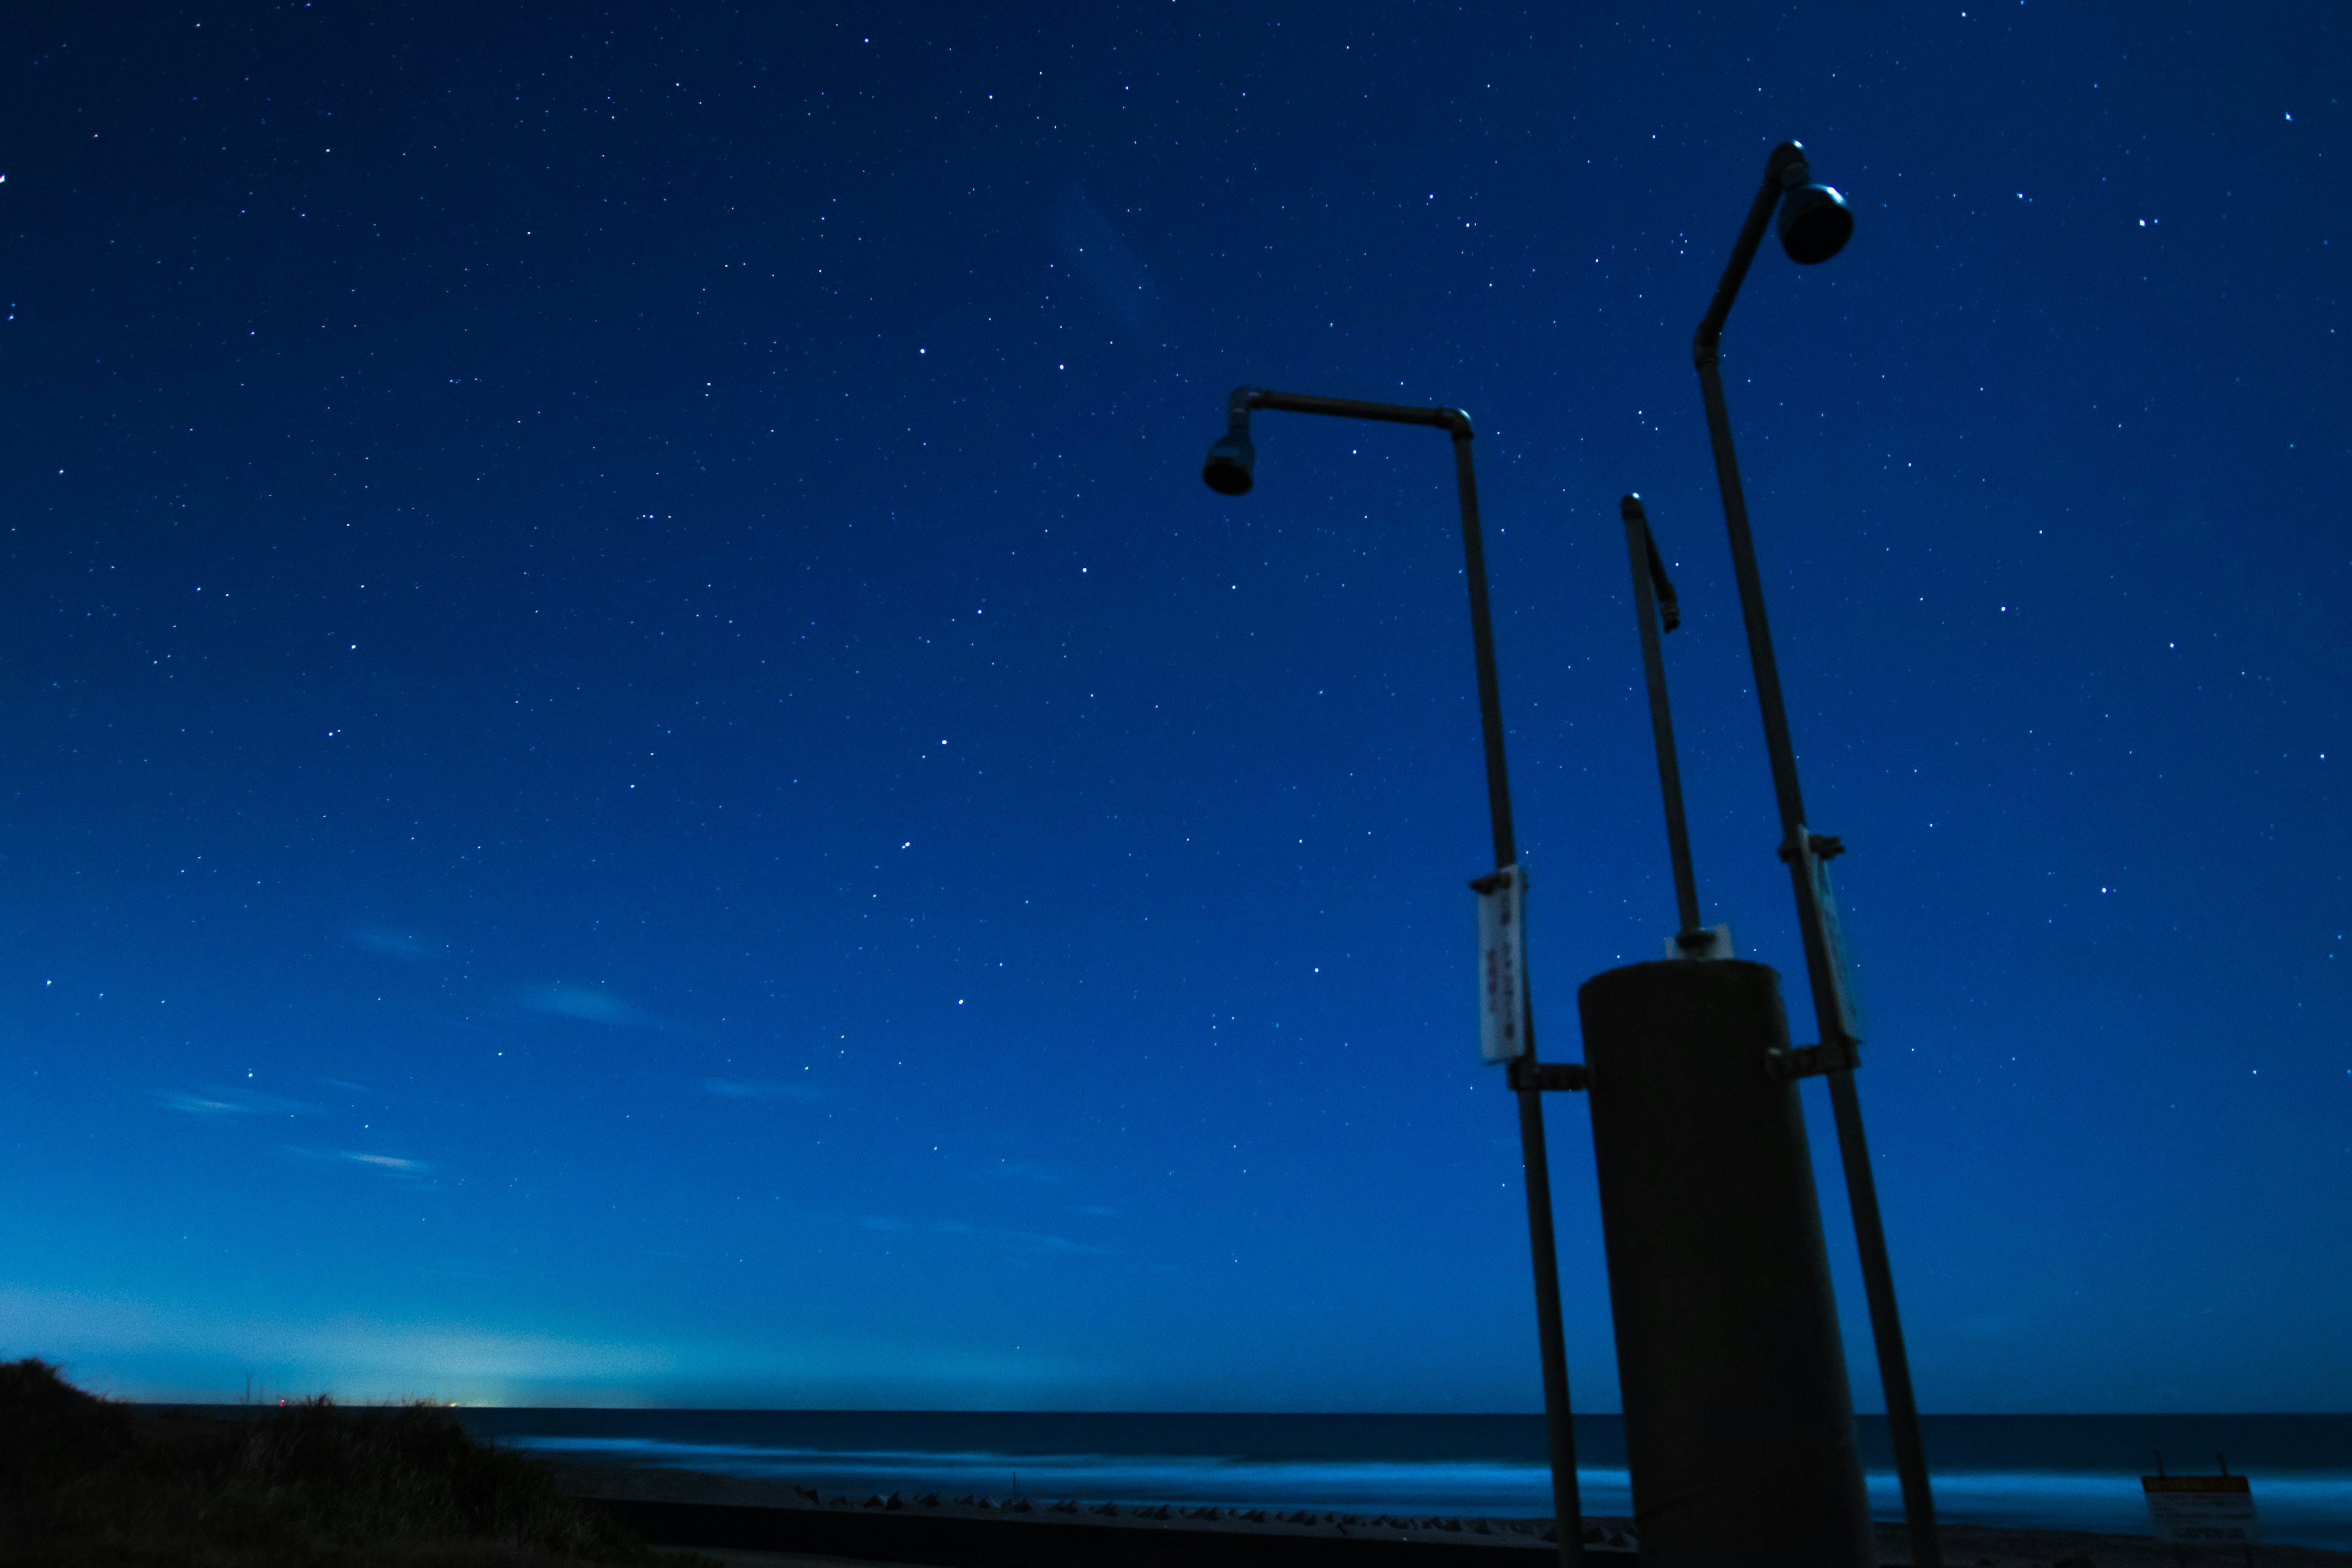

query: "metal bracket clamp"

left=1509, top=1059, right=1589, bottom=1093
left=1766, top=1039, right=1860, bottom=1081
left=1778, top=824, right=1866, bottom=1050
left=1781, top=831, right=1846, bottom=864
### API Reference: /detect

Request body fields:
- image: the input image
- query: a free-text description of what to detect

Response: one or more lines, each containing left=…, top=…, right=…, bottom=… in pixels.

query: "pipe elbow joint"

left=1437, top=407, right=1474, bottom=439
left=1692, top=323, right=1721, bottom=369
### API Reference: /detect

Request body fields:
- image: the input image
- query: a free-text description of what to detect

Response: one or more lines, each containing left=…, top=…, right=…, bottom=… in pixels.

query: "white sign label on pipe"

left=1472, top=864, right=1526, bottom=1063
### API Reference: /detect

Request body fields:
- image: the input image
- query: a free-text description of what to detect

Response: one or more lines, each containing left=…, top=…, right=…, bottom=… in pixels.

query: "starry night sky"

left=2, top=2, right=2345, bottom=1413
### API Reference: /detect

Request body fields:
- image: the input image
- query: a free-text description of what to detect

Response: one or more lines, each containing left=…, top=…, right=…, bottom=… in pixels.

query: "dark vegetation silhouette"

left=0, top=1359, right=689, bottom=1566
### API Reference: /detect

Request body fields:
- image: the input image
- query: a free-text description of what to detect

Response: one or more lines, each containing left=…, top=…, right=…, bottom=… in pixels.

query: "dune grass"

left=0, top=1358, right=679, bottom=1567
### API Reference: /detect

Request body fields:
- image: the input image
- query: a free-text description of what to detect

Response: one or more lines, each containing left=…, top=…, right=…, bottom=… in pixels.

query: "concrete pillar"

left=1578, top=959, right=1874, bottom=1568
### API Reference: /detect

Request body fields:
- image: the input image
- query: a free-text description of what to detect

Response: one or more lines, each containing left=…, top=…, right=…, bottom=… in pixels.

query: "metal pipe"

left=1512, top=994, right=1583, bottom=1568
left=1694, top=355, right=1812, bottom=839
left=1217, top=387, right=1581, bottom=1567
left=1236, top=384, right=1472, bottom=436
left=1689, top=148, right=1943, bottom=1568
left=1618, top=494, right=1702, bottom=938
left=1693, top=141, right=1811, bottom=365
left=1449, top=421, right=1519, bottom=868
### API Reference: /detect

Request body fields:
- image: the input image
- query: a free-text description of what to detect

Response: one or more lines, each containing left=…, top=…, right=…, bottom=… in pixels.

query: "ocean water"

left=450, top=1411, right=2352, bottom=1550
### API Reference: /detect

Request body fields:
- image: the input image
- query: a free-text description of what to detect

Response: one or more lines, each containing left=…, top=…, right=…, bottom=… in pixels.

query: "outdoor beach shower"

left=1194, top=138, right=1938, bottom=1568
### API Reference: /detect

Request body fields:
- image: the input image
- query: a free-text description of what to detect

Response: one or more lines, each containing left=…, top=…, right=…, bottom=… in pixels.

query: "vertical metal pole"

left=1450, top=429, right=1583, bottom=1568
left=1619, top=496, right=1703, bottom=937
left=1515, top=1042, right=1583, bottom=1566
left=1451, top=431, right=1518, bottom=869
left=1695, top=347, right=1942, bottom=1568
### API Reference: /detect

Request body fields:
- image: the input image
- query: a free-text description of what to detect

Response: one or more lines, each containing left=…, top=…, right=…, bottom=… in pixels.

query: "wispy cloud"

left=1009, top=1231, right=1114, bottom=1257
left=157, top=1088, right=307, bottom=1118
left=973, top=1159, right=1064, bottom=1185
left=701, top=1077, right=819, bottom=1101
left=1052, top=183, right=1160, bottom=336
left=340, top=1151, right=429, bottom=1175
left=345, top=925, right=436, bottom=962
left=514, top=984, right=679, bottom=1030
left=856, top=1216, right=1111, bottom=1259
left=1953, top=1311, right=2024, bottom=1341
left=280, top=1145, right=433, bottom=1180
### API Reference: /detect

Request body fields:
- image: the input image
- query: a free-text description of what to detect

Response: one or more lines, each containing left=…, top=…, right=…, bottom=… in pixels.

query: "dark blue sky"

left=2, top=2, right=2345, bottom=1413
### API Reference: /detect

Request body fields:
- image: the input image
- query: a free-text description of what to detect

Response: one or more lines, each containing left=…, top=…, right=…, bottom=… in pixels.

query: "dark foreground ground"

left=4, top=1363, right=2339, bottom=1568
left=555, top=1458, right=2352, bottom=1568
left=0, top=1359, right=682, bottom=1566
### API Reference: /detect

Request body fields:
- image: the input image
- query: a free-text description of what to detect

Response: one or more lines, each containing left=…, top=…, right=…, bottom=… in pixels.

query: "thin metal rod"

left=1695, top=361, right=1811, bottom=837
left=1450, top=431, right=1518, bottom=869
left=1826, top=1069, right=1939, bottom=1566
left=1619, top=496, right=1701, bottom=935
left=1691, top=155, right=1943, bottom=1568
left=1513, top=1002, right=1583, bottom=1568
left=1233, top=388, right=1580, bottom=1566
left=1704, top=350, right=1942, bottom=1568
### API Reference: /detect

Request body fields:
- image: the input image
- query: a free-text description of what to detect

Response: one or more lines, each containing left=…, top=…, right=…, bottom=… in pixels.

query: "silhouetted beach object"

left=1580, top=958, right=1872, bottom=1568
left=2143, top=1452, right=2261, bottom=1560
left=1689, top=138, right=1942, bottom=1568
left=1202, top=385, right=1584, bottom=1568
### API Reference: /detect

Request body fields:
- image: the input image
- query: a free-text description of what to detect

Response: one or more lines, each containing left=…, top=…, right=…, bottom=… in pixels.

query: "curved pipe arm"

left=1619, top=495, right=1702, bottom=937
left=1230, top=385, right=1473, bottom=439
left=1621, top=493, right=1681, bottom=633
left=1215, top=386, right=1502, bottom=864
left=1692, top=140, right=1811, bottom=367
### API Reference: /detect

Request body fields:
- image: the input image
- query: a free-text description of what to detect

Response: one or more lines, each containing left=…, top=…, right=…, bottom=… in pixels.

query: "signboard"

left=1471, top=865, right=1526, bottom=1063
left=2143, top=1474, right=2260, bottom=1546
